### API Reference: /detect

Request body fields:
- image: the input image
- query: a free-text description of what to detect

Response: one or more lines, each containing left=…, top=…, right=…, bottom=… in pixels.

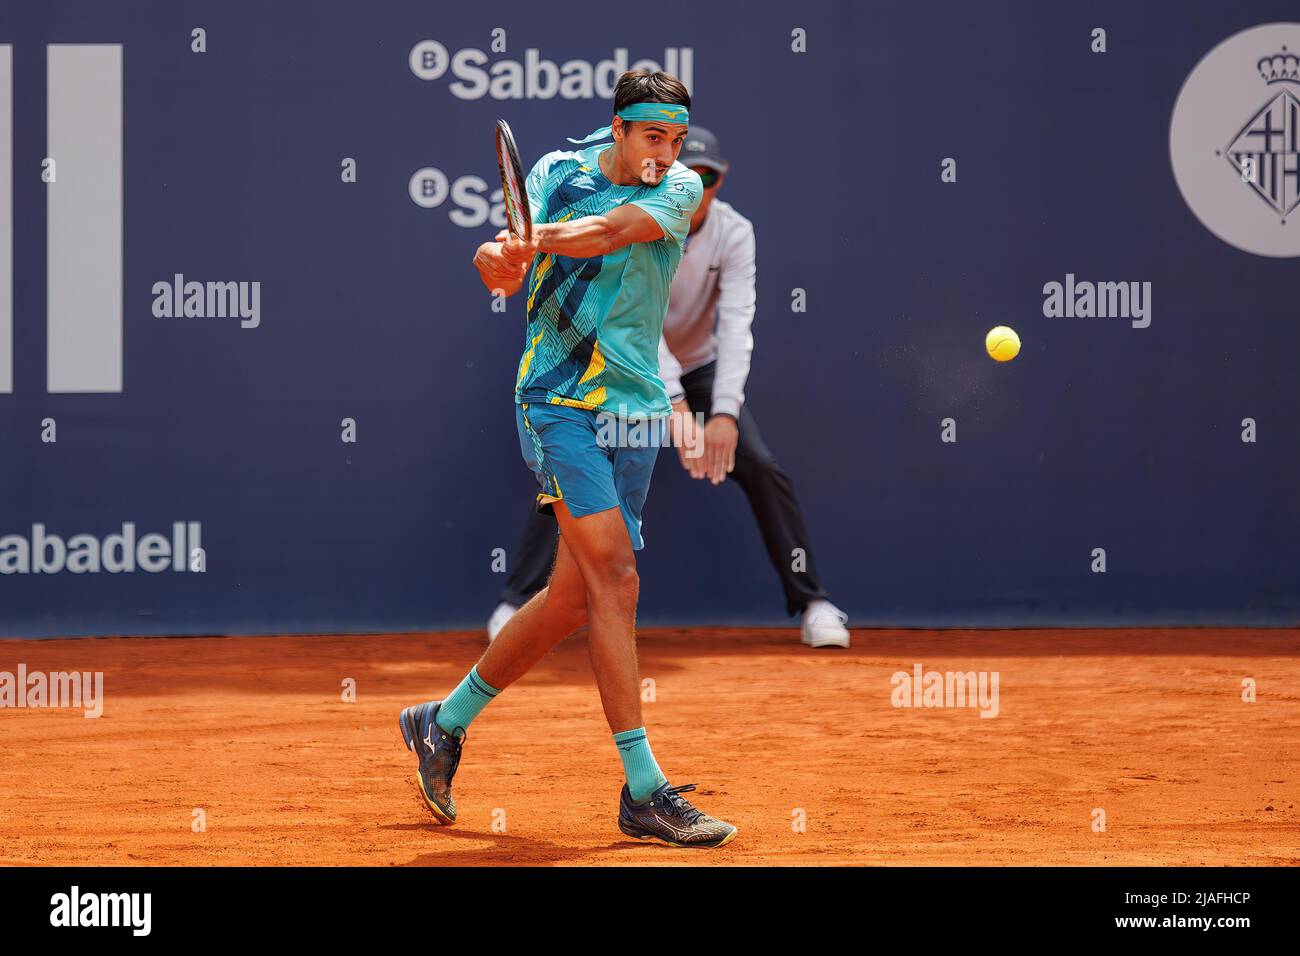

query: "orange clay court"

left=0, top=627, right=1295, bottom=867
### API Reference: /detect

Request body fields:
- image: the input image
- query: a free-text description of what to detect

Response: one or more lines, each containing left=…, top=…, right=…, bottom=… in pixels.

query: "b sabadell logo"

left=408, top=40, right=693, bottom=100
left=1171, top=22, right=1300, bottom=257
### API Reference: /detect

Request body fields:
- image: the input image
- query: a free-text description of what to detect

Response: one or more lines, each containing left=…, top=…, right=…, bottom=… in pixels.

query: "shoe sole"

left=618, top=820, right=738, bottom=849
left=398, top=709, right=455, bottom=826
left=412, top=772, right=455, bottom=825
left=802, top=635, right=850, bottom=648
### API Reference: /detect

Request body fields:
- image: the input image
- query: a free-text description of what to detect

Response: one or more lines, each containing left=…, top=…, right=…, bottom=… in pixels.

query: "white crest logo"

left=1170, top=23, right=1300, bottom=257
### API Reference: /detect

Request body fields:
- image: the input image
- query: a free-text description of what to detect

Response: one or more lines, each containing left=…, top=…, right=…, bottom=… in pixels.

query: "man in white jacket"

left=490, top=127, right=850, bottom=648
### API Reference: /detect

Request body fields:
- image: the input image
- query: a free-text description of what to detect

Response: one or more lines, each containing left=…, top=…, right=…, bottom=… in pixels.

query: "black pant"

left=500, top=361, right=831, bottom=616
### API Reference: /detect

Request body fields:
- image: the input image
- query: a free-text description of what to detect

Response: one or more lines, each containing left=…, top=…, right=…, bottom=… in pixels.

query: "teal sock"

left=613, top=727, right=668, bottom=803
left=435, top=666, right=501, bottom=735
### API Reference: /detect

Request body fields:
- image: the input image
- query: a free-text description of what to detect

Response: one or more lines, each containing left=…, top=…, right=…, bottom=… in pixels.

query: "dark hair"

left=612, top=70, right=691, bottom=113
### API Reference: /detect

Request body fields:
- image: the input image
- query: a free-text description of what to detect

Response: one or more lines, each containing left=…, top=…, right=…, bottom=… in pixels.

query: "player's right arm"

left=482, top=202, right=664, bottom=290
left=531, top=203, right=666, bottom=258
left=530, top=164, right=704, bottom=258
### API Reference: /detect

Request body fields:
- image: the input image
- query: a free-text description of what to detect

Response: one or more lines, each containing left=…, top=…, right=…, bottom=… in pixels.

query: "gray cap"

left=680, top=126, right=729, bottom=174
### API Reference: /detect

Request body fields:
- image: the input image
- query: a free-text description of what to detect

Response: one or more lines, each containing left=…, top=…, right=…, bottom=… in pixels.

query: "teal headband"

left=567, top=102, right=691, bottom=144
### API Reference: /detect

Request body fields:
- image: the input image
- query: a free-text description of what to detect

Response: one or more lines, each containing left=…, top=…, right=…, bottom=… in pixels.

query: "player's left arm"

left=473, top=235, right=531, bottom=295
left=475, top=152, right=554, bottom=295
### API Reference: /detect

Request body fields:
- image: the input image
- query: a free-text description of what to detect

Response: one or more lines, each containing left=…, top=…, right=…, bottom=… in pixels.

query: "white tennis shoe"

left=800, top=599, right=850, bottom=648
left=486, top=601, right=518, bottom=643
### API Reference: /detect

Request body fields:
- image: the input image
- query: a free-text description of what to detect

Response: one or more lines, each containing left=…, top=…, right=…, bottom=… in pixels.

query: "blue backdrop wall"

left=2, top=1, right=1298, bottom=637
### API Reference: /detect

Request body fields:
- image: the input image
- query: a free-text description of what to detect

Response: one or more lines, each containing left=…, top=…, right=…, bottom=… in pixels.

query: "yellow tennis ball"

left=985, top=325, right=1021, bottom=362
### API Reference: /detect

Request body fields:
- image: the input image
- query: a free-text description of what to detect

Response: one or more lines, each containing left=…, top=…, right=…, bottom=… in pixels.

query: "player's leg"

left=440, top=401, right=587, bottom=730
left=552, top=430, right=736, bottom=848
left=397, top=535, right=586, bottom=825
left=510, top=404, right=677, bottom=802
left=476, top=532, right=587, bottom=688
left=398, top=404, right=582, bottom=825
left=549, top=500, right=645, bottom=734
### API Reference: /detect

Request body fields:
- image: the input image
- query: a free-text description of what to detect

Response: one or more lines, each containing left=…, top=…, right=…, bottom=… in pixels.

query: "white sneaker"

left=800, top=599, right=850, bottom=648
left=487, top=601, right=519, bottom=643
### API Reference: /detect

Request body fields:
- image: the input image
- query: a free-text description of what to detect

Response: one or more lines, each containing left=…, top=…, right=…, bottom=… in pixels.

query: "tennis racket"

left=494, top=119, right=532, bottom=242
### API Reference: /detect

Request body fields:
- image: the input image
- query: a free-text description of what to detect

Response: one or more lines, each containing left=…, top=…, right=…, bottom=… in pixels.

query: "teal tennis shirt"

left=515, top=143, right=703, bottom=419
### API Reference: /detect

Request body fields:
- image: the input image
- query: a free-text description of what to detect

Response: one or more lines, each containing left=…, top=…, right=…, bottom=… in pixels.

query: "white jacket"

left=656, top=198, right=756, bottom=419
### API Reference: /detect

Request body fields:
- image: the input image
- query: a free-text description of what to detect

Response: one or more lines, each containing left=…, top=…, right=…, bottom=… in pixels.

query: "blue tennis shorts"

left=516, top=401, right=665, bottom=550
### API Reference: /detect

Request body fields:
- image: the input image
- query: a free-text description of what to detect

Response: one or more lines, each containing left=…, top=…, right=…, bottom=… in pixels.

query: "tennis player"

left=488, top=127, right=851, bottom=649
left=399, top=71, right=737, bottom=848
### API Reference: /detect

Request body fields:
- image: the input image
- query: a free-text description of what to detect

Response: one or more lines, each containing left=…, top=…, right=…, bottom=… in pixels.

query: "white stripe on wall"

left=47, top=44, right=122, bottom=393
left=0, top=46, right=12, bottom=394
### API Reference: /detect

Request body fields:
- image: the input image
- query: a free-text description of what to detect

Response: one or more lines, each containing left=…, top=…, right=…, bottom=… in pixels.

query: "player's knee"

left=589, top=559, right=638, bottom=612
left=542, top=582, right=588, bottom=630
left=556, top=595, right=589, bottom=632
left=603, top=560, right=639, bottom=598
